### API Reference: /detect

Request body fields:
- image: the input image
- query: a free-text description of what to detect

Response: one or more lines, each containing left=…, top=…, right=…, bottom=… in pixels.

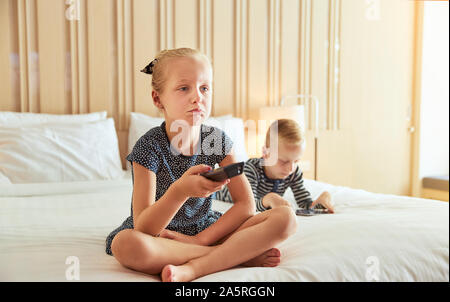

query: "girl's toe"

left=268, top=248, right=281, bottom=257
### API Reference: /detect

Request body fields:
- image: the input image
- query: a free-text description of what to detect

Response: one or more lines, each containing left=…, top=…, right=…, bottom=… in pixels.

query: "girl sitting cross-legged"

left=105, top=48, right=297, bottom=282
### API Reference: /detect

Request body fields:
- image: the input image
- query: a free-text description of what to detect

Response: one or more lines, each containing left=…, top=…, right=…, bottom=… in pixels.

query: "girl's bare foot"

left=161, top=248, right=282, bottom=281
left=161, top=263, right=196, bottom=282
left=241, top=248, right=281, bottom=267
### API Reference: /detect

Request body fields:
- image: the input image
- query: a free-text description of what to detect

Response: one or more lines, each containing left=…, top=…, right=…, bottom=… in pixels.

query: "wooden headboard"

left=117, top=130, right=129, bottom=170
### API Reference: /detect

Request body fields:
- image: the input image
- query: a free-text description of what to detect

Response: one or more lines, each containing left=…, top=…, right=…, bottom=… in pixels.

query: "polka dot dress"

left=105, top=121, right=233, bottom=256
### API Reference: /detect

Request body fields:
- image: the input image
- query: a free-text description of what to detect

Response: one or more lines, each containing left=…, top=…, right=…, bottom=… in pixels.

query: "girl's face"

left=153, top=56, right=212, bottom=126
left=263, top=141, right=304, bottom=179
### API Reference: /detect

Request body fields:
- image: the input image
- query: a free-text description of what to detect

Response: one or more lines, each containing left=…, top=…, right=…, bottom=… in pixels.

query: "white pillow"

left=127, top=112, right=248, bottom=170
left=0, top=172, right=11, bottom=184
left=203, top=116, right=248, bottom=162
left=127, top=113, right=235, bottom=157
left=0, top=111, right=107, bottom=127
left=127, top=113, right=165, bottom=170
left=0, top=118, right=124, bottom=184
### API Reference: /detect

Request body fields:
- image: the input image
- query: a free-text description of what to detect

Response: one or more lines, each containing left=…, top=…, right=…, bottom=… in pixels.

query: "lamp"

left=258, top=94, right=320, bottom=180
left=259, top=105, right=306, bottom=131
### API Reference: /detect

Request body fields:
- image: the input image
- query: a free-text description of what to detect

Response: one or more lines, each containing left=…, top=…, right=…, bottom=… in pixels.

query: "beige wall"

left=0, top=0, right=420, bottom=196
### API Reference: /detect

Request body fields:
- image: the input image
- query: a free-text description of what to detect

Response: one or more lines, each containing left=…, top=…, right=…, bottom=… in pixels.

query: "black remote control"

left=200, top=162, right=245, bottom=182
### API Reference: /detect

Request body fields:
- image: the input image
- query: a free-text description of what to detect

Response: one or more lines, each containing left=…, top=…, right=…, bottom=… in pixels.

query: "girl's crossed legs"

left=111, top=206, right=297, bottom=281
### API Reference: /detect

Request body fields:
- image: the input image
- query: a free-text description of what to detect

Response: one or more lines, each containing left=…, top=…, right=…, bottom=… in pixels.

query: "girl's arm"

left=132, top=162, right=188, bottom=236
left=133, top=162, right=229, bottom=236
left=196, top=153, right=256, bottom=246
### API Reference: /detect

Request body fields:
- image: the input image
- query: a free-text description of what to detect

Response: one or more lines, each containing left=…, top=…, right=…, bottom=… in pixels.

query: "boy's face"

left=262, top=140, right=304, bottom=179
left=154, top=56, right=212, bottom=126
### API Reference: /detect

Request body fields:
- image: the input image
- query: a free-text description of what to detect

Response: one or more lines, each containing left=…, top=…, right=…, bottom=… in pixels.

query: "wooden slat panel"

left=212, top=0, right=234, bottom=116
left=124, top=0, right=133, bottom=129
left=327, top=0, right=341, bottom=130
left=116, top=0, right=134, bottom=130
left=247, top=0, right=269, bottom=158
left=280, top=0, right=300, bottom=103
left=199, top=0, right=214, bottom=114
left=311, top=0, right=330, bottom=130
left=298, top=0, right=311, bottom=97
left=174, top=0, right=198, bottom=48
left=17, top=0, right=29, bottom=112
left=117, top=0, right=125, bottom=128
left=77, top=0, right=89, bottom=114
left=159, top=0, right=174, bottom=50
left=247, top=0, right=268, bottom=119
left=268, top=0, right=280, bottom=107
left=199, top=0, right=212, bottom=58
left=69, top=0, right=79, bottom=114
left=36, top=0, right=68, bottom=114
left=26, top=0, right=39, bottom=113
left=0, top=0, right=15, bottom=111
left=86, top=0, right=115, bottom=115
left=0, top=0, right=417, bottom=194
left=235, top=0, right=248, bottom=119
left=298, top=0, right=313, bottom=129
left=133, top=0, right=159, bottom=116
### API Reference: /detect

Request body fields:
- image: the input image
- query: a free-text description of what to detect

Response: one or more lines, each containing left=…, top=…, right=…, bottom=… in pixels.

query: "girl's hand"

left=159, top=229, right=205, bottom=245
left=174, top=164, right=230, bottom=199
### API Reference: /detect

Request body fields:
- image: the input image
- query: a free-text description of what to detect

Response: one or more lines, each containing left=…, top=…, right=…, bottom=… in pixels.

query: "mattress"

left=0, top=172, right=448, bottom=282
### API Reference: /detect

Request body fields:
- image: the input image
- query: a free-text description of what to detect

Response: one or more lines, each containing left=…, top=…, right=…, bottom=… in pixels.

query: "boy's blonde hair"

left=265, top=119, right=305, bottom=148
left=144, top=48, right=212, bottom=93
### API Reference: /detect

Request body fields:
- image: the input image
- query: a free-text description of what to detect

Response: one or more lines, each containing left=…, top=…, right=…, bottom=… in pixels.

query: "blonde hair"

left=147, top=48, right=212, bottom=93
left=265, top=119, right=305, bottom=148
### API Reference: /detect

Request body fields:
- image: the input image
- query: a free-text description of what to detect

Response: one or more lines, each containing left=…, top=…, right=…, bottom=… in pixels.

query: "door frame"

left=410, top=1, right=424, bottom=197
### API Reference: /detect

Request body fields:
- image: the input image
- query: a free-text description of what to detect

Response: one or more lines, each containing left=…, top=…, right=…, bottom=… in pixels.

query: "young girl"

left=105, top=48, right=297, bottom=282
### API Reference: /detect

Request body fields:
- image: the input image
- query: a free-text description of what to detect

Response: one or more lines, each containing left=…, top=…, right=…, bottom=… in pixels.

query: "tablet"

left=296, top=208, right=330, bottom=216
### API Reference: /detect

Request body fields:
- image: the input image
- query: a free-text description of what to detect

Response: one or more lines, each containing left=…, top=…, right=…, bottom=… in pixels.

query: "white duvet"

left=0, top=173, right=448, bottom=282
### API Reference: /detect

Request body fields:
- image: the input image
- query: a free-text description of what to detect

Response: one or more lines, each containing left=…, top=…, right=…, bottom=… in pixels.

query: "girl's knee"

left=111, top=229, right=156, bottom=271
left=111, top=229, right=132, bottom=257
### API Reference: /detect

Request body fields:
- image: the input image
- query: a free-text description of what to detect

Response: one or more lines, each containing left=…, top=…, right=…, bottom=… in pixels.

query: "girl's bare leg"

left=111, top=229, right=216, bottom=275
left=161, top=206, right=297, bottom=282
left=111, top=208, right=290, bottom=276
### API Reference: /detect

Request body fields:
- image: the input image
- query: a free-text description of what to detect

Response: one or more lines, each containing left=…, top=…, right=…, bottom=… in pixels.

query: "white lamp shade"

left=259, top=105, right=305, bottom=131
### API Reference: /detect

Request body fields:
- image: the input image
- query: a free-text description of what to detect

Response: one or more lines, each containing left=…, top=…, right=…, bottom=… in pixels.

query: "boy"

left=215, top=119, right=334, bottom=213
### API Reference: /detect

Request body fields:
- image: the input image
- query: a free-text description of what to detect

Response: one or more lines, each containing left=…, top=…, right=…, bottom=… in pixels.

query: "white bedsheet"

left=0, top=173, right=448, bottom=282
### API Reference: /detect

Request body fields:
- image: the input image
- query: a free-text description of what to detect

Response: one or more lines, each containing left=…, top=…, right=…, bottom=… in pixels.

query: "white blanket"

left=0, top=174, right=448, bottom=282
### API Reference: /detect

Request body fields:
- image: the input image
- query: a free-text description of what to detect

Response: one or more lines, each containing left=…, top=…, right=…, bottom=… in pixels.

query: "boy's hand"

left=263, top=192, right=294, bottom=210
left=175, top=165, right=230, bottom=199
left=312, top=191, right=334, bottom=213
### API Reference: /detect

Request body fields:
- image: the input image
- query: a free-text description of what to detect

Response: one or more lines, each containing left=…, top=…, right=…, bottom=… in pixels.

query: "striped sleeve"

left=289, top=167, right=326, bottom=210
left=288, top=167, right=310, bottom=209
left=214, top=186, right=232, bottom=203
left=243, top=161, right=269, bottom=212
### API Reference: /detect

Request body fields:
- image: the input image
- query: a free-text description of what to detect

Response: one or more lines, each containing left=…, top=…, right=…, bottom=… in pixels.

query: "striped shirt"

left=214, top=157, right=326, bottom=212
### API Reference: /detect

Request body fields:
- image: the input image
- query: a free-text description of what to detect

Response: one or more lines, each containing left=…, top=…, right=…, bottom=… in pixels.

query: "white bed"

left=1, top=170, right=448, bottom=282
left=0, top=111, right=448, bottom=282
